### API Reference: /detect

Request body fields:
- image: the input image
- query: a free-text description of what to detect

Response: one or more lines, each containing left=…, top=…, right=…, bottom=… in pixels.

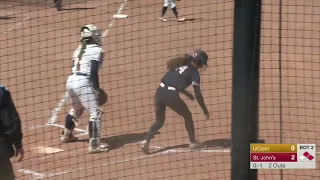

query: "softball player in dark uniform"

left=141, top=49, right=210, bottom=154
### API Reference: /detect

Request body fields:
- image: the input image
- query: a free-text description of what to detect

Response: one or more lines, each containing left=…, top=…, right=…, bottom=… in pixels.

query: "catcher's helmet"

left=188, top=49, right=208, bottom=68
left=80, top=24, right=102, bottom=45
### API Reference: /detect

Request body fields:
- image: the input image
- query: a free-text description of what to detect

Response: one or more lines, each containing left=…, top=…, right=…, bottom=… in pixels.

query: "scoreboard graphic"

left=250, top=144, right=316, bottom=169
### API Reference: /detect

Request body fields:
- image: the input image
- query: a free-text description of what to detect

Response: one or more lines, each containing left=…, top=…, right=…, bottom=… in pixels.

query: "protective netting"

left=0, top=0, right=233, bottom=179
left=260, top=0, right=320, bottom=179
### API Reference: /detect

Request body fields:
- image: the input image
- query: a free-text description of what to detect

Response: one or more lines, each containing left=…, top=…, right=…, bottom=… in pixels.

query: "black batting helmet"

left=187, top=49, right=208, bottom=68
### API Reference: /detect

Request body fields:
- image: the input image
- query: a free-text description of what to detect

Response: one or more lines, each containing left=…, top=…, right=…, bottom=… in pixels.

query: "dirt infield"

left=0, top=0, right=233, bottom=179
left=0, top=0, right=319, bottom=179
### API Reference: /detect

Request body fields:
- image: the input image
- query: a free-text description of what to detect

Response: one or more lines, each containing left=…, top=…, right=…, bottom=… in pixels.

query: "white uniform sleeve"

left=91, top=47, right=104, bottom=68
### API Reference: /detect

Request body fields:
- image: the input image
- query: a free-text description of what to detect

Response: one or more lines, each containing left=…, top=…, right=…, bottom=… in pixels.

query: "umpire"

left=0, top=85, right=24, bottom=180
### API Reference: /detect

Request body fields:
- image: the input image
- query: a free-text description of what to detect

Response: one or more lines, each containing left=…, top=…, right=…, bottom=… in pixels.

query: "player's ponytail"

left=78, top=38, right=89, bottom=60
left=166, top=56, right=190, bottom=70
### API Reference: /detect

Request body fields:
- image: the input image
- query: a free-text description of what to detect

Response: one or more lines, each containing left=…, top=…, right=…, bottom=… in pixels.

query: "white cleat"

left=141, top=140, right=149, bottom=154
left=88, top=138, right=109, bottom=154
left=88, top=143, right=109, bottom=154
left=159, top=17, right=168, bottom=22
left=189, top=141, right=205, bottom=150
left=60, top=129, right=79, bottom=143
left=177, top=17, right=186, bottom=22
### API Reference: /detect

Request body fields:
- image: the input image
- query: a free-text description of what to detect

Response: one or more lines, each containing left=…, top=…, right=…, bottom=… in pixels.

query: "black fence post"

left=231, top=0, right=261, bottom=179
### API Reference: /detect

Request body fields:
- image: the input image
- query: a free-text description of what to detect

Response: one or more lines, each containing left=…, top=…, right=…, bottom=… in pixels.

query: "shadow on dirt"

left=78, top=132, right=160, bottom=151
left=61, top=7, right=96, bottom=11
left=147, top=138, right=266, bottom=155
left=0, top=16, right=19, bottom=20
left=183, top=18, right=203, bottom=22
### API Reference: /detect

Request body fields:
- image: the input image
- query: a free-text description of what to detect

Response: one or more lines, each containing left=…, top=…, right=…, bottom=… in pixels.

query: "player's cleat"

left=88, top=138, right=109, bottom=154
left=60, top=129, right=79, bottom=143
left=140, top=140, right=149, bottom=154
left=177, top=18, right=186, bottom=22
left=88, top=144, right=109, bottom=154
left=159, top=17, right=168, bottom=22
left=189, top=141, right=205, bottom=149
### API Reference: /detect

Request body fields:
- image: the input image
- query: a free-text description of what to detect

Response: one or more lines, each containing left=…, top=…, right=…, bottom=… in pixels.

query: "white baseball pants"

left=164, top=0, right=176, bottom=8
left=66, top=74, right=102, bottom=139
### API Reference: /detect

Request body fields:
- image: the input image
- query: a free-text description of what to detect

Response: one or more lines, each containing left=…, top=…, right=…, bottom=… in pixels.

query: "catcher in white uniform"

left=159, top=0, right=185, bottom=22
left=60, top=24, right=108, bottom=153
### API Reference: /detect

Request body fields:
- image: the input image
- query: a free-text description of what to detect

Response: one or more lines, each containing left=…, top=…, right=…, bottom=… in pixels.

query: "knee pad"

left=163, top=3, right=169, bottom=7
left=65, top=114, right=77, bottom=129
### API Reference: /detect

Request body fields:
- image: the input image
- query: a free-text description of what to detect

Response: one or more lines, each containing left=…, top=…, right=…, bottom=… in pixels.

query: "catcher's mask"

left=80, top=24, right=102, bottom=46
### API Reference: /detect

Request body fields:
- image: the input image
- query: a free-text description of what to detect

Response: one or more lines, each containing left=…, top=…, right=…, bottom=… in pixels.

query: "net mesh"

left=0, top=0, right=233, bottom=179
left=260, top=0, right=320, bottom=179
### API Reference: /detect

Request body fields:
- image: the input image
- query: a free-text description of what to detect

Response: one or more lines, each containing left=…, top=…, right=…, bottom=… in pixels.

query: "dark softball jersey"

left=160, top=62, right=208, bottom=114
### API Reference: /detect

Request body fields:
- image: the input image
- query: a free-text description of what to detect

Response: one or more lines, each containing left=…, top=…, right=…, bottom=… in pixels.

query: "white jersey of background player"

left=60, top=24, right=108, bottom=153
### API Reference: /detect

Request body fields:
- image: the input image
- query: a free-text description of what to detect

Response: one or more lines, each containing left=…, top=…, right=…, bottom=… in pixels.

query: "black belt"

left=72, top=72, right=89, bottom=76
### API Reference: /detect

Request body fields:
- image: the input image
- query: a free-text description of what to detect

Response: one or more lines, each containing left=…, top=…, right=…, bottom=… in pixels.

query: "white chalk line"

left=16, top=169, right=48, bottom=180
left=38, top=145, right=229, bottom=179
left=102, top=0, right=128, bottom=38
left=0, top=16, right=30, bottom=34
left=18, top=146, right=320, bottom=179
left=48, top=0, right=129, bottom=125
left=37, top=146, right=320, bottom=179
left=29, top=123, right=88, bottom=134
left=48, top=92, right=68, bottom=124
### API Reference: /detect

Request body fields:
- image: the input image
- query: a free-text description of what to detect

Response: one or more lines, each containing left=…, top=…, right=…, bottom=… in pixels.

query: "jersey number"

left=176, top=66, right=188, bottom=74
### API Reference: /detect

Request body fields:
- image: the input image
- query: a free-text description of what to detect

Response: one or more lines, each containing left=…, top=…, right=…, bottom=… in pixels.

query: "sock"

left=161, top=6, right=168, bottom=17
left=65, top=114, right=76, bottom=130
left=172, top=7, right=178, bottom=18
left=88, top=121, right=98, bottom=139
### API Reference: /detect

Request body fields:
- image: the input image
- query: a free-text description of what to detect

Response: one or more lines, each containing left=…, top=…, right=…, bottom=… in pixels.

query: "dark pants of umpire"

left=54, top=0, right=62, bottom=8
left=145, top=86, right=196, bottom=143
left=0, top=159, right=15, bottom=180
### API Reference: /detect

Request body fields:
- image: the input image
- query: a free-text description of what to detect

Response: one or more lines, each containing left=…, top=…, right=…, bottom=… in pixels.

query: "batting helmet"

left=187, top=49, right=208, bottom=68
left=80, top=24, right=102, bottom=45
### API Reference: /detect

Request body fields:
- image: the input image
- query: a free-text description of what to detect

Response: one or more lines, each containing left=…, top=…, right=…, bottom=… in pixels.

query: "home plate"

left=113, top=14, right=128, bottom=19
left=32, top=146, right=64, bottom=154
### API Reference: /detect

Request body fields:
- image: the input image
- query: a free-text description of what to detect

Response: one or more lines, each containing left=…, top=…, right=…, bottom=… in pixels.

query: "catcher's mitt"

left=96, top=88, right=108, bottom=106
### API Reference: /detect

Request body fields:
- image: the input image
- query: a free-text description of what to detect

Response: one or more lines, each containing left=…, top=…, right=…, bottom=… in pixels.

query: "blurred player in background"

left=54, top=0, right=63, bottom=11
left=159, top=0, right=185, bottom=22
left=60, top=24, right=108, bottom=154
left=141, top=49, right=210, bottom=154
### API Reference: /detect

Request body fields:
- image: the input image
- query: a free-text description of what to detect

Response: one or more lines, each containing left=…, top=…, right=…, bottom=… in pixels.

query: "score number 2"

left=290, top=146, right=296, bottom=161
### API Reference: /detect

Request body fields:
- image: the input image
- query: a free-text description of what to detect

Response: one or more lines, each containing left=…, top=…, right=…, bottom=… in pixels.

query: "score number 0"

left=291, top=145, right=295, bottom=161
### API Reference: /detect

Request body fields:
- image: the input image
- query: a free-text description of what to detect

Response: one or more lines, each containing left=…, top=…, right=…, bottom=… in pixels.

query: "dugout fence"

left=232, top=0, right=320, bottom=179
